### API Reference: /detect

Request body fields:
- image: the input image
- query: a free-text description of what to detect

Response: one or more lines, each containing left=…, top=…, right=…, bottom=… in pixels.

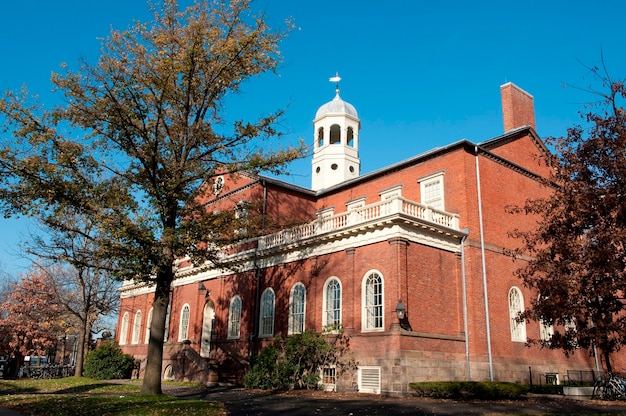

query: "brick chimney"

left=500, top=82, right=536, bottom=132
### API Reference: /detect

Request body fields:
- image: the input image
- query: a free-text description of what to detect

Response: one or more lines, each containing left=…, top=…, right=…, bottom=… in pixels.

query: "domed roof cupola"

left=311, top=74, right=361, bottom=191
left=315, top=92, right=359, bottom=120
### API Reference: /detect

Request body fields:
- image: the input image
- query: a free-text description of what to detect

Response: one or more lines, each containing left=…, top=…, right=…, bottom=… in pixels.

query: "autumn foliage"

left=0, top=0, right=302, bottom=394
left=0, top=270, right=66, bottom=360
left=512, top=74, right=626, bottom=372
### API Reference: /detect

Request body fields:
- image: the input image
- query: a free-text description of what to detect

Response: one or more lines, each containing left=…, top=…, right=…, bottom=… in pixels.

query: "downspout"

left=475, top=145, right=494, bottom=381
left=251, top=181, right=268, bottom=350
left=460, top=231, right=471, bottom=381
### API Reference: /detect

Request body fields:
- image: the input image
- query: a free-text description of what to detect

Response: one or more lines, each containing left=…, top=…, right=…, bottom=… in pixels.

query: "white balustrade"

left=258, top=196, right=459, bottom=250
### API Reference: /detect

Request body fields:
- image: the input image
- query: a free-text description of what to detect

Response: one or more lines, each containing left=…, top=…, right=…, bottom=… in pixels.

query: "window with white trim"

left=323, top=277, right=342, bottom=330
left=131, top=310, right=142, bottom=345
left=563, top=317, right=579, bottom=348
left=362, top=271, right=384, bottom=331
left=201, top=301, right=215, bottom=357
left=379, top=184, right=403, bottom=201
left=179, top=303, right=190, bottom=341
left=163, top=364, right=174, bottom=381
left=320, top=366, right=337, bottom=391
left=235, top=200, right=249, bottom=236
left=259, top=288, right=275, bottom=337
left=419, top=172, right=444, bottom=210
left=228, top=295, right=242, bottom=339
left=540, top=319, right=554, bottom=342
left=164, top=294, right=172, bottom=342
left=119, top=312, right=129, bottom=345
left=145, top=308, right=153, bottom=344
left=289, top=283, right=306, bottom=335
left=508, top=287, right=526, bottom=342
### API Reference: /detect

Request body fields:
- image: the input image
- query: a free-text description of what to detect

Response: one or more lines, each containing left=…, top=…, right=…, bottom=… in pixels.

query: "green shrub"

left=409, top=381, right=529, bottom=400
left=244, top=331, right=356, bottom=390
left=83, top=341, right=135, bottom=380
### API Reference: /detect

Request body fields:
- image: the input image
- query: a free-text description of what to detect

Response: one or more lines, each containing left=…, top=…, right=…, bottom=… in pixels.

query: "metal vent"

left=358, top=366, right=381, bottom=394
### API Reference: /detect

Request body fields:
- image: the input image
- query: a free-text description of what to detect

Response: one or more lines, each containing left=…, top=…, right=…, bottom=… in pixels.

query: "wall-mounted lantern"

left=198, top=282, right=210, bottom=297
left=395, top=299, right=406, bottom=321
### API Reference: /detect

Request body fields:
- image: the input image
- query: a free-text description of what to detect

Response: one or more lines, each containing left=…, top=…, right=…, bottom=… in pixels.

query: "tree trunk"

left=141, top=267, right=173, bottom=394
left=74, top=307, right=90, bottom=377
left=604, top=348, right=613, bottom=374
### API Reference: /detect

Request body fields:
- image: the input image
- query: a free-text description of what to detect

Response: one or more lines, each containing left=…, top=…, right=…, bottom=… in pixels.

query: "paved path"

left=167, top=385, right=626, bottom=415
left=0, top=408, right=22, bottom=416
left=6, top=383, right=626, bottom=415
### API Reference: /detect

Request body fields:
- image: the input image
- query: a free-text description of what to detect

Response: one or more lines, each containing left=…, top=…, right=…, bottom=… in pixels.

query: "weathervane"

left=329, top=72, right=341, bottom=94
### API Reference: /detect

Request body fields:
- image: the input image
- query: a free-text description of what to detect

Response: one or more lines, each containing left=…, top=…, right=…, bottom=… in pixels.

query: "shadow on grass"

left=54, top=383, right=126, bottom=394
left=11, top=393, right=219, bottom=416
left=0, top=380, right=140, bottom=396
left=0, top=380, right=39, bottom=395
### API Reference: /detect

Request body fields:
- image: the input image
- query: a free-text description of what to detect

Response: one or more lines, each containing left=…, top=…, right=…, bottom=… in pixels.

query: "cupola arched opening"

left=347, top=127, right=354, bottom=147
left=330, top=124, right=341, bottom=144
left=317, top=127, right=324, bottom=147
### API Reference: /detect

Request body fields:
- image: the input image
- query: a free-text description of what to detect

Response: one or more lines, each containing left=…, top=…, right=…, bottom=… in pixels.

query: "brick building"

left=117, top=82, right=610, bottom=395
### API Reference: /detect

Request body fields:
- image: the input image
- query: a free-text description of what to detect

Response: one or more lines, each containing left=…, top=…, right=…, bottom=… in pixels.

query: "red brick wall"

left=501, top=83, right=536, bottom=131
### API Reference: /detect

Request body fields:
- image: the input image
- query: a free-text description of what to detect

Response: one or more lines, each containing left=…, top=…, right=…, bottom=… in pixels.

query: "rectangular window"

left=320, top=366, right=337, bottom=391
left=419, top=172, right=445, bottom=210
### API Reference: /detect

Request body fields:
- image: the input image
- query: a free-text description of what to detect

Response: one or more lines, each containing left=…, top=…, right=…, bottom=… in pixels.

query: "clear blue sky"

left=0, top=0, right=623, bottom=276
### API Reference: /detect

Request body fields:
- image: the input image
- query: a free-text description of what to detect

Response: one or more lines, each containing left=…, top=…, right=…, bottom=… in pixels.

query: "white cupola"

left=311, top=74, right=361, bottom=191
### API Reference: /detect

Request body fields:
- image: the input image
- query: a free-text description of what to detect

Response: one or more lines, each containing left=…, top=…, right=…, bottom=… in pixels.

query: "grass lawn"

left=0, top=377, right=223, bottom=416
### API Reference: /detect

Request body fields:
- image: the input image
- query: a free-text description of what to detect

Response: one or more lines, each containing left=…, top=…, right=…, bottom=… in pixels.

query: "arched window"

left=537, top=294, right=553, bottom=343
left=164, top=294, right=172, bottom=342
left=289, top=283, right=306, bottom=335
left=509, top=287, right=526, bottom=342
left=145, top=307, right=153, bottom=344
left=347, top=127, right=354, bottom=147
left=363, top=271, right=384, bottom=331
left=323, top=277, right=342, bottom=330
left=259, top=288, right=275, bottom=337
left=330, top=124, right=341, bottom=144
left=540, top=319, right=554, bottom=342
left=201, top=301, right=215, bottom=357
left=163, top=364, right=174, bottom=381
left=120, top=312, right=130, bottom=345
left=178, top=304, right=190, bottom=341
left=131, top=310, right=142, bottom=345
left=228, top=296, right=242, bottom=339
left=317, top=127, right=324, bottom=147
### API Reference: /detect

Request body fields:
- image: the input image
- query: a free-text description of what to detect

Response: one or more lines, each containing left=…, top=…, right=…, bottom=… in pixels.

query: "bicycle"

left=592, top=373, right=626, bottom=401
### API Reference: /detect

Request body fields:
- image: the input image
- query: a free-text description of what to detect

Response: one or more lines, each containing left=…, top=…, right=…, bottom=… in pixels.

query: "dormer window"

left=379, top=185, right=403, bottom=201
left=419, top=171, right=445, bottom=210
left=235, top=200, right=249, bottom=236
